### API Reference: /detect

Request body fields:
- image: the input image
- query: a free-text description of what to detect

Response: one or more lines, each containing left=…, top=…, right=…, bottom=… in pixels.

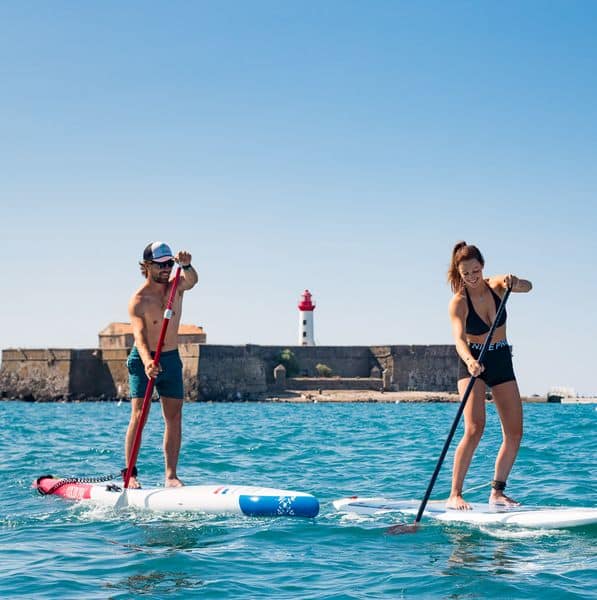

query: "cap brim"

left=153, top=256, right=174, bottom=263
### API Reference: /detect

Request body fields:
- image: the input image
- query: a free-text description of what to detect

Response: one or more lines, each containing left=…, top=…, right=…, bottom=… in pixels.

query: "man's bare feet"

left=127, top=476, right=142, bottom=489
left=446, top=494, right=472, bottom=510
left=489, top=490, right=520, bottom=506
left=165, top=477, right=184, bottom=488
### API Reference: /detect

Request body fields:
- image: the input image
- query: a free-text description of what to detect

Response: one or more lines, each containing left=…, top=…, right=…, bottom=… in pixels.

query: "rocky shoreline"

left=267, top=390, right=546, bottom=403
left=0, top=390, right=547, bottom=403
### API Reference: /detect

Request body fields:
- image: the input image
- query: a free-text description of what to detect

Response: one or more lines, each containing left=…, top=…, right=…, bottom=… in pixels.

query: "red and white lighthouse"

left=298, top=290, right=316, bottom=346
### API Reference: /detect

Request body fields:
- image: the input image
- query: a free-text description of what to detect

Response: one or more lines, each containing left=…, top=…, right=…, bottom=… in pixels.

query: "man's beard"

left=152, top=272, right=170, bottom=284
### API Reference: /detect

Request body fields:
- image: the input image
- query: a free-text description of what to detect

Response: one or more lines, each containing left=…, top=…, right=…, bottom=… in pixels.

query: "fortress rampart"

left=0, top=344, right=458, bottom=401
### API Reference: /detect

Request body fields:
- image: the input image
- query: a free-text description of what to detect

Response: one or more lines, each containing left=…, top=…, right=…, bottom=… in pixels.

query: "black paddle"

left=388, top=286, right=512, bottom=534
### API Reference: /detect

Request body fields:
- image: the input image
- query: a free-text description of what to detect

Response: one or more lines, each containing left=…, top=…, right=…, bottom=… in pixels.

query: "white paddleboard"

left=36, top=477, right=319, bottom=517
left=333, top=497, right=597, bottom=529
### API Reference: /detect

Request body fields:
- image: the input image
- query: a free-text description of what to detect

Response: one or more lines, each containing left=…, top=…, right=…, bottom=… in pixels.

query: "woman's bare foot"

left=127, top=476, right=142, bottom=489
left=165, top=477, right=184, bottom=488
left=489, top=490, right=520, bottom=506
left=446, top=494, right=472, bottom=510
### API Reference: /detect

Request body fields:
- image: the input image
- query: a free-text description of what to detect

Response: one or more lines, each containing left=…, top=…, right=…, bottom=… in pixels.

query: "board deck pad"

left=333, top=497, right=597, bottom=529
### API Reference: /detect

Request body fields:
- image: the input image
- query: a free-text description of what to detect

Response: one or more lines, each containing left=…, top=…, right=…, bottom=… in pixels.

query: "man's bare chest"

left=144, top=295, right=181, bottom=326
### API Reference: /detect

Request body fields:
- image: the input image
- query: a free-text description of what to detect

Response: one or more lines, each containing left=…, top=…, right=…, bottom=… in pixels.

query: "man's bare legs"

left=124, top=397, right=148, bottom=489
left=124, top=396, right=184, bottom=488
left=161, top=397, right=184, bottom=487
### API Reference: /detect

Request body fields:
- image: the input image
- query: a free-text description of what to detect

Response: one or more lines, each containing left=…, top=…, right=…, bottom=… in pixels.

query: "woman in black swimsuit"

left=447, top=241, right=532, bottom=510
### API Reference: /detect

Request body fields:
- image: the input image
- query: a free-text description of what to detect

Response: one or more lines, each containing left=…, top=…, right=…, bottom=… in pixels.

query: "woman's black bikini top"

left=465, top=284, right=507, bottom=335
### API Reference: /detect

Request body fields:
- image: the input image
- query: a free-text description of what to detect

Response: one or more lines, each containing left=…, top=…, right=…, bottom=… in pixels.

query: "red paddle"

left=123, top=265, right=182, bottom=489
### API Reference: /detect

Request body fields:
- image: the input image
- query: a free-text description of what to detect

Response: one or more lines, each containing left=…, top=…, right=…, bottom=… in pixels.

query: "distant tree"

left=279, top=348, right=299, bottom=377
left=315, top=363, right=333, bottom=377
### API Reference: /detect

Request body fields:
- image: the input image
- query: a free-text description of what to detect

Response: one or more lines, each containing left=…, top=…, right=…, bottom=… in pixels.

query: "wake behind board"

left=36, top=477, right=319, bottom=518
left=333, top=497, right=597, bottom=529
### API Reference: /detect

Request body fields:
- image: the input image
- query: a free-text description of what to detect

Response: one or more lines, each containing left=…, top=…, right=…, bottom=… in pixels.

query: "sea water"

left=0, top=401, right=595, bottom=599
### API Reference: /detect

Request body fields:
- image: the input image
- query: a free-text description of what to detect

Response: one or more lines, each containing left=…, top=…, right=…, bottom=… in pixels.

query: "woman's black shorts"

left=458, top=340, right=516, bottom=388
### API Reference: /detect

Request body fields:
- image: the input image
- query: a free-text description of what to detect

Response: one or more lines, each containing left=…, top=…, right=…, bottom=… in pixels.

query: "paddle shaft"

left=124, top=266, right=182, bottom=489
left=413, top=286, right=512, bottom=524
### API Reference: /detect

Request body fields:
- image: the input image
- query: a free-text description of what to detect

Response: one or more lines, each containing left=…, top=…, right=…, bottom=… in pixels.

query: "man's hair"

left=139, top=261, right=150, bottom=278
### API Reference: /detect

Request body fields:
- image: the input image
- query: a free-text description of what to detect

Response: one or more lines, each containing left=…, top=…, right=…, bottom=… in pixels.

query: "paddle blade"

left=386, top=521, right=420, bottom=535
left=114, top=490, right=129, bottom=510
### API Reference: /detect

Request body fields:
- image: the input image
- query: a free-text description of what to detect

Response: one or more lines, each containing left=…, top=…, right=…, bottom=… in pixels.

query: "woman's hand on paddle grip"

left=503, top=273, right=518, bottom=290
left=466, top=357, right=484, bottom=377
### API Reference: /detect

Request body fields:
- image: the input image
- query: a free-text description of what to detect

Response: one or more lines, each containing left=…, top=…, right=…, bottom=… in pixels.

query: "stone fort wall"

left=0, top=344, right=458, bottom=401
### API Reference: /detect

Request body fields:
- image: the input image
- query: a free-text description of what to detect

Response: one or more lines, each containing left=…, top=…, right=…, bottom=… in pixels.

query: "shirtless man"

left=124, top=241, right=198, bottom=489
left=446, top=241, right=532, bottom=510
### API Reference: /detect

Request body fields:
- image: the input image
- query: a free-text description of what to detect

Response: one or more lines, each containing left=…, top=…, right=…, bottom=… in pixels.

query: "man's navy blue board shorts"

left=127, top=346, right=184, bottom=399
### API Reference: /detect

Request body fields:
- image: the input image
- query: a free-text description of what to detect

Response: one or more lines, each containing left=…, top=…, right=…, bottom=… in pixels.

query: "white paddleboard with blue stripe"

left=333, top=497, right=597, bottom=528
left=36, top=477, right=319, bottom=517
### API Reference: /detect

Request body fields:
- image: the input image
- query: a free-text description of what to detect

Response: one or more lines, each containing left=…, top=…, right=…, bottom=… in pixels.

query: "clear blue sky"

left=1, top=2, right=596, bottom=396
